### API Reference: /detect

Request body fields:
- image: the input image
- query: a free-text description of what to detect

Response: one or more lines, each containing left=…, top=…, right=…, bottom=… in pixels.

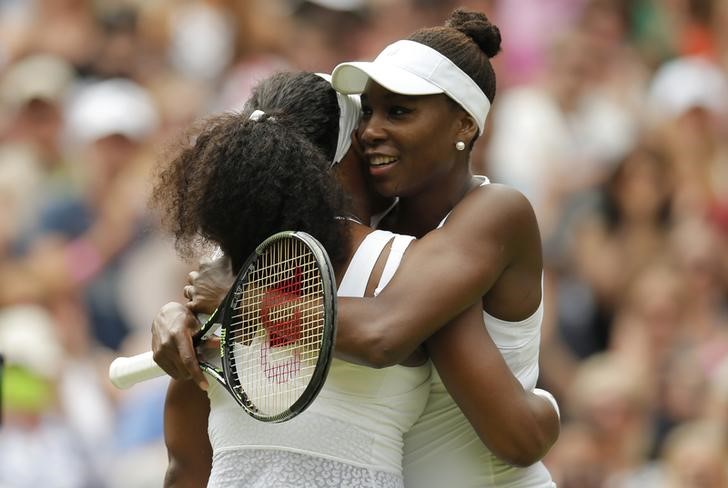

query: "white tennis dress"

left=402, top=176, right=556, bottom=487
left=205, top=230, right=431, bottom=488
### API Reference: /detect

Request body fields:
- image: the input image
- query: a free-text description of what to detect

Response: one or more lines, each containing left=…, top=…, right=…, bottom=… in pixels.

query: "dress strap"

left=437, top=176, right=490, bottom=228
left=374, top=234, right=415, bottom=296
left=337, top=230, right=395, bottom=297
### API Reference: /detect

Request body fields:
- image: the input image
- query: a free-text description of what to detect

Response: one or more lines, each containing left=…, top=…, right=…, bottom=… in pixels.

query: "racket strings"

left=225, top=238, right=327, bottom=416
left=227, top=275, right=325, bottom=321
left=227, top=267, right=325, bottom=342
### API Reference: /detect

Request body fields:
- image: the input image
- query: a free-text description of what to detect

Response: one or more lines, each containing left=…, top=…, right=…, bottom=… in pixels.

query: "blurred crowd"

left=0, top=0, right=726, bottom=487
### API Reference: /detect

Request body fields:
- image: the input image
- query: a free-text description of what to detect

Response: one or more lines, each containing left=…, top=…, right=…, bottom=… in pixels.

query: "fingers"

left=153, top=333, right=188, bottom=379
left=185, top=271, right=199, bottom=302
left=183, top=284, right=194, bottom=301
left=186, top=294, right=208, bottom=314
left=184, top=255, right=233, bottom=314
left=150, top=302, right=208, bottom=391
left=179, top=335, right=208, bottom=392
left=151, top=302, right=191, bottom=379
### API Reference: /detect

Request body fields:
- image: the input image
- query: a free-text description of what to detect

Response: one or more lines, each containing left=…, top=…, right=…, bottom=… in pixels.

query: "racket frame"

left=219, top=231, right=337, bottom=423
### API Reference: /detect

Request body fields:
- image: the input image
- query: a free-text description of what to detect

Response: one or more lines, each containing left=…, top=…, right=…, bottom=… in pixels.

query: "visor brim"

left=332, top=62, right=444, bottom=96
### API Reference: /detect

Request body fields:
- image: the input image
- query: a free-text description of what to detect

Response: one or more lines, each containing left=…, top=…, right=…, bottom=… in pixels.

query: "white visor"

left=315, top=73, right=362, bottom=166
left=332, top=40, right=490, bottom=135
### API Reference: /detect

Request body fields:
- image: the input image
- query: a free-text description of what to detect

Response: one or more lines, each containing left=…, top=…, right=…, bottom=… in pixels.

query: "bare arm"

left=152, top=186, right=539, bottom=371
left=335, top=184, right=540, bottom=367
left=428, top=303, right=559, bottom=466
left=163, top=379, right=212, bottom=488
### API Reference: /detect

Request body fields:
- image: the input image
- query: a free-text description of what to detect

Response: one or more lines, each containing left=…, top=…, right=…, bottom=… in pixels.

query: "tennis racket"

left=109, top=231, right=337, bottom=423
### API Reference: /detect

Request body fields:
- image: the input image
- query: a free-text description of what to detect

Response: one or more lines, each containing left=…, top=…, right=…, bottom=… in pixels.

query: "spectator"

left=0, top=305, right=103, bottom=487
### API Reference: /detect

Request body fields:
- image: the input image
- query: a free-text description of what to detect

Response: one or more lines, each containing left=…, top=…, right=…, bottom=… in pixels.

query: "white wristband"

left=534, top=388, right=560, bottom=420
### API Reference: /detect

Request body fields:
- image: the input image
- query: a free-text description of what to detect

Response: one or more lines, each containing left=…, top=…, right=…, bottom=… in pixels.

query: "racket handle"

left=109, top=351, right=166, bottom=389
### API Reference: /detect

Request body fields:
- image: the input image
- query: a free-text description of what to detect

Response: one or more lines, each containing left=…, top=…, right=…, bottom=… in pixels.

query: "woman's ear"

left=456, top=113, right=479, bottom=147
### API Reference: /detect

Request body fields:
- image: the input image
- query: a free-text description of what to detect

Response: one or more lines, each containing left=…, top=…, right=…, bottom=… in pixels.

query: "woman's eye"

left=390, top=106, right=411, bottom=117
left=361, top=106, right=373, bottom=118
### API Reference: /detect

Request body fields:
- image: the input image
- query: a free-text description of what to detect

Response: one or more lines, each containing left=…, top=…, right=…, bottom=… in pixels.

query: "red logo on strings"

left=259, top=267, right=303, bottom=382
left=260, top=267, right=303, bottom=347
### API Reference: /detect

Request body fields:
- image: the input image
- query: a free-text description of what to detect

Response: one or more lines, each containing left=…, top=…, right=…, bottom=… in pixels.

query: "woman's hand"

left=151, top=301, right=209, bottom=391
left=184, top=255, right=233, bottom=315
left=152, top=256, right=232, bottom=391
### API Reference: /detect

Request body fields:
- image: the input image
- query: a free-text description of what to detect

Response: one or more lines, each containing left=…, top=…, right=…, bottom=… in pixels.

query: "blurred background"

left=0, top=0, right=726, bottom=486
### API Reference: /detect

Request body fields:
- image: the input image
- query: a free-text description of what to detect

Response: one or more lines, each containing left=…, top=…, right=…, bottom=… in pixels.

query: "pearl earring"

left=455, top=141, right=466, bottom=151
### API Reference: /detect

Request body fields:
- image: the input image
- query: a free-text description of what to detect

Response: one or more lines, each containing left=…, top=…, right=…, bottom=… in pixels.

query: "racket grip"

left=109, top=351, right=166, bottom=389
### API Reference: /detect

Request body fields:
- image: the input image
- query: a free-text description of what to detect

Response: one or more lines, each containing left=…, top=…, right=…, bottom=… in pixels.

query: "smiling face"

left=357, top=81, right=476, bottom=198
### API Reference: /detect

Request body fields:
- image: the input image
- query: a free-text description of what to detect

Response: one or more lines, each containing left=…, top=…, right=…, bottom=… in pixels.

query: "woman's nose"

left=359, top=114, right=386, bottom=147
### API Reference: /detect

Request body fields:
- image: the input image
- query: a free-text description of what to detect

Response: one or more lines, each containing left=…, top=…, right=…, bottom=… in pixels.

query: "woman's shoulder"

left=451, top=182, right=537, bottom=234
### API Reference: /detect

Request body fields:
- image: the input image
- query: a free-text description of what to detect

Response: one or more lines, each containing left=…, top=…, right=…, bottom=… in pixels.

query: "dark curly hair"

left=151, top=109, right=348, bottom=273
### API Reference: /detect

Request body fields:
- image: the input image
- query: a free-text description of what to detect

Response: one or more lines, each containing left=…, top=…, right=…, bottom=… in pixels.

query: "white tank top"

left=206, top=230, right=431, bottom=488
left=402, top=176, right=556, bottom=487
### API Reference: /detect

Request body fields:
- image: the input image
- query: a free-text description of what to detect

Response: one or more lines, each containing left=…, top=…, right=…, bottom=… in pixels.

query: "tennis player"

left=154, top=67, right=559, bottom=487
left=154, top=83, right=431, bottom=487
left=327, top=8, right=557, bottom=487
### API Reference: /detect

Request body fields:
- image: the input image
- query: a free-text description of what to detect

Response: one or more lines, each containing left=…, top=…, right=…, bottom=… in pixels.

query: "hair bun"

left=445, top=8, right=501, bottom=59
